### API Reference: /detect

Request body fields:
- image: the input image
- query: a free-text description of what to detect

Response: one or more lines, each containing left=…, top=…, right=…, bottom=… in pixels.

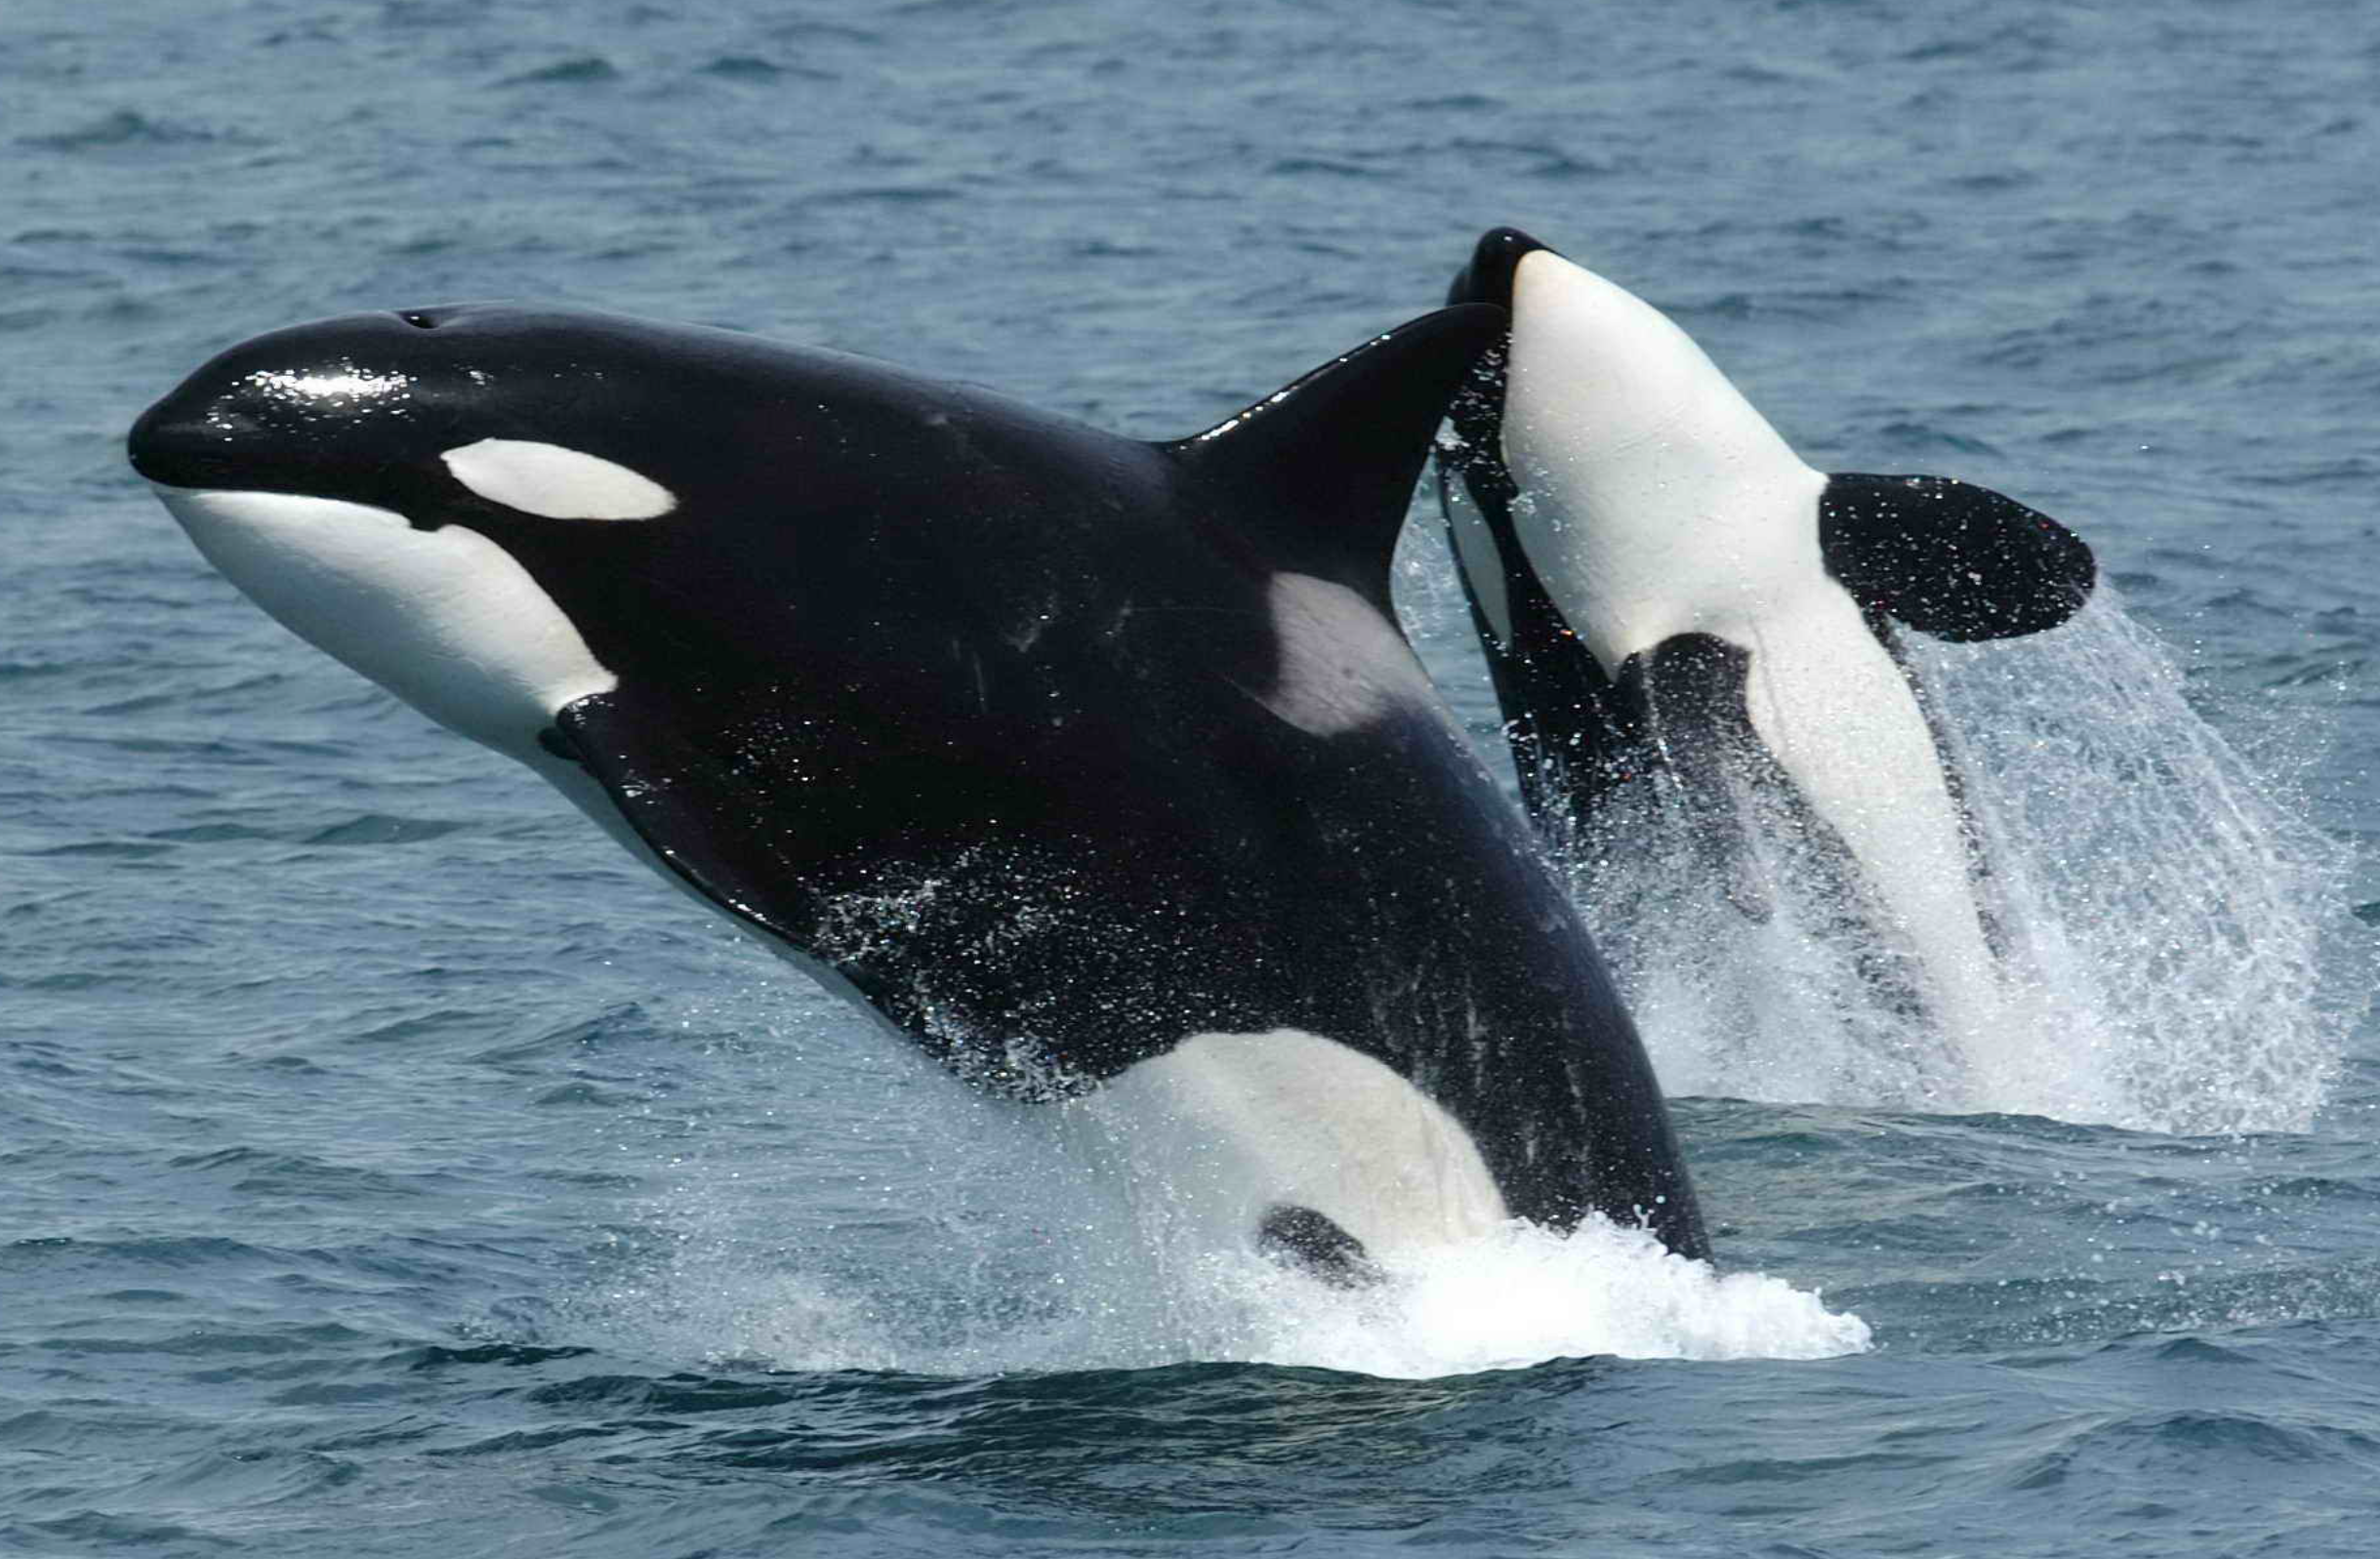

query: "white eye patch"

left=439, top=437, right=677, bottom=521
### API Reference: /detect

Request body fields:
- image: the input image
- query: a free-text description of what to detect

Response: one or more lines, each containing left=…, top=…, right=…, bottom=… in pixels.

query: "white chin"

left=152, top=485, right=617, bottom=758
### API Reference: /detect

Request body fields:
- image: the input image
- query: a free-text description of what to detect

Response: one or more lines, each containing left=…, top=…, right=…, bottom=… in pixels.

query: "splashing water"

left=1552, top=594, right=2354, bottom=1134
left=576, top=554, right=2349, bottom=1377
left=1910, top=596, right=2355, bottom=1131
left=577, top=1058, right=1869, bottom=1380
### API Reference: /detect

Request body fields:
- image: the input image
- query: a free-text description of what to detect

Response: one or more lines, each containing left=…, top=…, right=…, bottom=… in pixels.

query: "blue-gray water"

left=7, top=1, right=2380, bottom=1554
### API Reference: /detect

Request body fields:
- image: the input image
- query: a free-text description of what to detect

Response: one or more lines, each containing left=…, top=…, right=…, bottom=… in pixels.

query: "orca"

left=1434, top=227, right=2095, bottom=1083
left=129, top=299, right=1709, bottom=1271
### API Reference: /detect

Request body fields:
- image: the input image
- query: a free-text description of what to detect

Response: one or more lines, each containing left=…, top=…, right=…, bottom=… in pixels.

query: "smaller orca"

left=130, top=295, right=1709, bottom=1273
left=1435, top=227, right=2094, bottom=1074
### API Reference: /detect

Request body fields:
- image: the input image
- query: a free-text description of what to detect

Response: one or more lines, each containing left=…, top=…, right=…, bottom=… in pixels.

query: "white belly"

left=1067, top=1029, right=1508, bottom=1260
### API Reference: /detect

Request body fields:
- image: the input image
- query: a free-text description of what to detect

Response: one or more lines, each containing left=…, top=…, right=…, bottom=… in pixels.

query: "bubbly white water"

left=578, top=559, right=2341, bottom=1379
left=1540, top=594, right=2355, bottom=1133
left=575, top=1014, right=1867, bottom=1379
left=588, top=1166, right=1869, bottom=1379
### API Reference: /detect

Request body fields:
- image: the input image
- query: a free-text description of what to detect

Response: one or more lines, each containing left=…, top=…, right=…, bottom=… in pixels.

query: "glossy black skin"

left=1436, top=228, right=2094, bottom=921
left=1437, top=229, right=1655, bottom=822
left=131, top=303, right=1709, bottom=1256
left=1435, top=333, right=1640, bottom=824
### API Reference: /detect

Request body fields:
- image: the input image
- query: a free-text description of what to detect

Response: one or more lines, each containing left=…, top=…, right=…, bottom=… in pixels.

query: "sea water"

left=5, top=0, right=2378, bottom=1553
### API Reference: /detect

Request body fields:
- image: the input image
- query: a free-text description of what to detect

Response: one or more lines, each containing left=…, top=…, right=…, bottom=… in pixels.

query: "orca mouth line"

left=127, top=441, right=251, bottom=490
left=126, top=390, right=263, bottom=489
left=126, top=436, right=333, bottom=497
left=128, top=423, right=248, bottom=485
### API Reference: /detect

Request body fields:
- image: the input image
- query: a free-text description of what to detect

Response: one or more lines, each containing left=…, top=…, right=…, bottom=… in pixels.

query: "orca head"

left=131, top=302, right=1512, bottom=1004
left=1439, top=229, right=1828, bottom=675
left=129, top=305, right=1121, bottom=762
left=1446, top=226, right=1546, bottom=312
left=1448, top=226, right=1805, bottom=482
left=131, top=306, right=680, bottom=514
left=129, top=305, right=799, bottom=759
left=1440, top=229, right=2097, bottom=670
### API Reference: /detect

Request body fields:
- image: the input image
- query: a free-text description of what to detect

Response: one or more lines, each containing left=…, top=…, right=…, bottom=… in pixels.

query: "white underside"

left=1493, top=250, right=2005, bottom=1043
left=153, top=481, right=898, bottom=1038
left=1439, top=471, right=1516, bottom=649
left=1501, top=249, right=1827, bottom=677
left=1068, top=1029, right=1508, bottom=1260
left=155, top=484, right=791, bottom=940
left=153, top=486, right=618, bottom=761
left=1736, top=587, right=2004, bottom=1039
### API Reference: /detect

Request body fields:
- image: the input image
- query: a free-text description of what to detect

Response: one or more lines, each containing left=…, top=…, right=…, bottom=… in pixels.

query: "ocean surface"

left=6, top=1, right=2379, bottom=1553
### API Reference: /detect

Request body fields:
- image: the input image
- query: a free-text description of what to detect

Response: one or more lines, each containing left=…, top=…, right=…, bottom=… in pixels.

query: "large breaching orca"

left=129, top=300, right=1708, bottom=1270
left=1434, top=227, right=2095, bottom=1085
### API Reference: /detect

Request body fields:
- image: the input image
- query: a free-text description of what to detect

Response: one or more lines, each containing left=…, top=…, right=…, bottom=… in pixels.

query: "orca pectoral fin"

left=1819, top=472, right=2096, bottom=641
left=547, top=690, right=819, bottom=950
left=1256, top=1204, right=1384, bottom=1289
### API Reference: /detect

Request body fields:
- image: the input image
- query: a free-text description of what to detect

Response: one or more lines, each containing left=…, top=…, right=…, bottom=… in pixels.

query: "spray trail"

left=1556, top=594, right=2353, bottom=1133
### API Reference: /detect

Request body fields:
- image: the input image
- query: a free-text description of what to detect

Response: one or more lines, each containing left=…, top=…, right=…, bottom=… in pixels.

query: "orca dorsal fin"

left=1820, top=472, right=2097, bottom=640
left=1161, top=304, right=1504, bottom=606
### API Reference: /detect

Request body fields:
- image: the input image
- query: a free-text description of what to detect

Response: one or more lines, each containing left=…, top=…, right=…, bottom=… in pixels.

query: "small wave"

left=1999, top=1403, right=2373, bottom=1499
left=700, top=55, right=780, bottom=80
left=696, top=55, right=829, bottom=83
left=1265, top=156, right=1383, bottom=180
left=810, top=185, right=965, bottom=206
left=500, top=56, right=620, bottom=87
left=22, top=840, right=176, bottom=861
left=300, top=812, right=470, bottom=846
left=18, top=109, right=222, bottom=152
left=399, top=1341, right=597, bottom=1372
left=1872, top=418, right=2005, bottom=457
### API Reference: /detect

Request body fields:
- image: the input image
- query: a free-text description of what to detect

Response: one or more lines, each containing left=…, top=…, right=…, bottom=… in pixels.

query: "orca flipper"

left=1163, top=304, right=1506, bottom=609
left=1819, top=472, right=2096, bottom=641
left=548, top=690, right=818, bottom=950
left=1256, top=1204, right=1384, bottom=1288
left=1618, top=635, right=1776, bottom=923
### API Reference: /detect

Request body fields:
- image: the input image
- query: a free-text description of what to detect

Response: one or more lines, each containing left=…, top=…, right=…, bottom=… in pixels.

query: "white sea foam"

left=582, top=1191, right=1868, bottom=1379
left=1214, top=1217, right=1870, bottom=1377
left=1398, top=517, right=2358, bottom=1134
left=572, top=1024, right=1867, bottom=1381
